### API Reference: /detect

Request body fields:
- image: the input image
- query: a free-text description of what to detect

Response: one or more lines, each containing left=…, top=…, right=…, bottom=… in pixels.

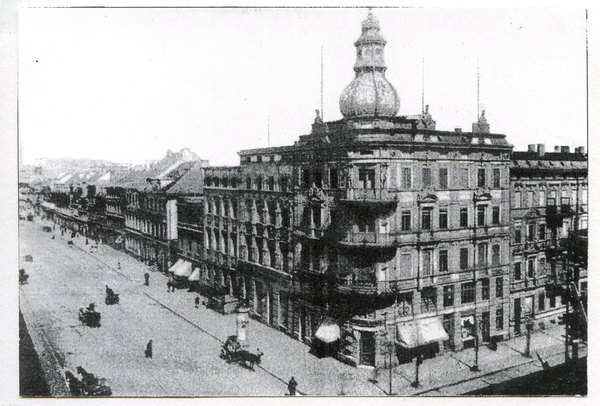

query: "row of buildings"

left=23, top=12, right=587, bottom=369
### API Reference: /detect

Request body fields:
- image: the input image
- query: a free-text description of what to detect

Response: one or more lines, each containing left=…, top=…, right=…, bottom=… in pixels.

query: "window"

left=539, top=224, right=546, bottom=240
left=496, top=307, right=503, bottom=330
left=402, top=168, right=412, bottom=189
left=439, top=209, right=448, bottom=229
left=492, top=206, right=500, bottom=225
left=312, top=207, right=321, bottom=229
left=538, top=292, right=546, bottom=311
left=314, top=171, right=323, bottom=188
left=421, top=287, right=437, bottom=312
left=357, top=217, right=375, bottom=233
left=549, top=294, right=556, bottom=308
left=514, top=191, right=521, bottom=208
left=401, top=211, right=411, bottom=231
left=496, top=277, right=503, bottom=298
left=539, top=190, right=546, bottom=207
left=443, top=285, right=454, bottom=307
left=528, top=223, right=535, bottom=241
left=359, top=169, right=375, bottom=189
left=493, top=168, right=500, bottom=188
left=514, top=263, right=522, bottom=280
left=478, top=243, right=488, bottom=267
left=255, top=176, right=262, bottom=190
left=528, top=259, right=535, bottom=278
left=492, top=244, right=500, bottom=266
left=422, top=250, right=433, bottom=276
left=439, top=168, right=448, bottom=189
left=461, top=282, right=475, bottom=304
left=280, top=178, right=289, bottom=192
left=246, top=177, right=252, bottom=189
left=515, top=229, right=521, bottom=244
left=538, top=258, right=546, bottom=276
left=460, top=248, right=469, bottom=270
left=478, top=168, right=486, bottom=187
left=477, top=205, right=486, bottom=227
left=401, top=253, right=412, bottom=279
left=422, top=208, right=432, bottom=230
left=460, top=208, right=468, bottom=228
left=482, top=279, right=490, bottom=300
left=439, top=250, right=448, bottom=273
left=302, top=170, right=310, bottom=188
left=330, top=169, right=338, bottom=189
left=422, top=167, right=432, bottom=187
left=460, top=168, right=469, bottom=189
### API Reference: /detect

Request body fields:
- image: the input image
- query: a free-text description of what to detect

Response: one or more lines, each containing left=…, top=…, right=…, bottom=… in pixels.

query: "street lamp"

left=524, top=315, right=534, bottom=358
left=381, top=311, right=395, bottom=395
left=470, top=317, right=480, bottom=372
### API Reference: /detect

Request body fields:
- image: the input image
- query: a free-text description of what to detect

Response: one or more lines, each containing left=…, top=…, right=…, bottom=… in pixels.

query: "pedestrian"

left=195, top=296, right=200, bottom=308
left=144, top=272, right=150, bottom=286
left=117, top=262, right=121, bottom=270
left=86, top=238, right=89, bottom=245
left=287, top=376, right=297, bottom=396
left=145, top=340, right=153, bottom=359
left=167, top=281, right=171, bottom=292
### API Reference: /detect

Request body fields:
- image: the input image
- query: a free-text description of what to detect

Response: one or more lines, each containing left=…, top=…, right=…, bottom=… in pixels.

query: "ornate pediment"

left=418, top=193, right=438, bottom=204
left=309, top=187, right=327, bottom=202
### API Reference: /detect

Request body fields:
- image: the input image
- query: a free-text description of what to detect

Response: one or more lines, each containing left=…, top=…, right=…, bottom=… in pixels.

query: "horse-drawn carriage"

left=105, top=285, right=119, bottom=305
left=79, top=303, right=101, bottom=328
left=65, top=367, right=112, bottom=396
left=219, top=335, right=263, bottom=371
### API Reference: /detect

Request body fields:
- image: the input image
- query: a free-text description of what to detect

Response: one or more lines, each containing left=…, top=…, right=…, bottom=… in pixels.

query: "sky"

left=18, top=6, right=588, bottom=167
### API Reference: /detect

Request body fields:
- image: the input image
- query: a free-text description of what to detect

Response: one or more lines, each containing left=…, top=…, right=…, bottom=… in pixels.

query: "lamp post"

left=411, top=354, right=422, bottom=388
left=381, top=311, right=394, bottom=395
left=470, top=317, right=480, bottom=372
left=524, top=316, right=534, bottom=358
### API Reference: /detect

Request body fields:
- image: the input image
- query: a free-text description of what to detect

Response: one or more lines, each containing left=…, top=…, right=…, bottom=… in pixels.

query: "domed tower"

left=339, top=12, right=400, bottom=118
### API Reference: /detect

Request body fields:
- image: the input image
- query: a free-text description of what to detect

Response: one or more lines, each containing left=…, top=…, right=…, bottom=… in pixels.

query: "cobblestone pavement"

left=19, top=218, right=586, bottom=396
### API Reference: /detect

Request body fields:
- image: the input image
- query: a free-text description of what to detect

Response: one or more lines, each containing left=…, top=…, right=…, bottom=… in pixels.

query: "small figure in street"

left=195, top=296, right=200, bottom=308
left=87, top=303, right=96, bottom=313
left=145, top=340, right=153, bottom=359
left=144, top=272, right=150, bottom=286
left=117, top=262, right=121, bottom=270
left=288, top=376, right=297, bottom=396
left=86, top=238, right=89, bottom=245
left=167, top=281, right=171, bottom=292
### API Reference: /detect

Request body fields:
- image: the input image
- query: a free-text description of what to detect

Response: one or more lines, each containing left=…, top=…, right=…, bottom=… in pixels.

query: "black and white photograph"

left=2, top=1, right=592, bottom=400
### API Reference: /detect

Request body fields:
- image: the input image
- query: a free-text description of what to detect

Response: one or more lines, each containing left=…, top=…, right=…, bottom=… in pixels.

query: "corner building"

left=196, top=13, right=513, bottom=368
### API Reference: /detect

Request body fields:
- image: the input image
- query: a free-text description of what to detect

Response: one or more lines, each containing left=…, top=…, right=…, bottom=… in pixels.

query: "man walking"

left=145, top=340, right=153, bottom=359
left=288, top=376, right=297, bottom=396
left=195, top=296, right=200, bottom=309
left=144, top=272, right=150, bottom=286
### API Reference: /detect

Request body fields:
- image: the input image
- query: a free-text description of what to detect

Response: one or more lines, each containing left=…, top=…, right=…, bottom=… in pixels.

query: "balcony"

left=339, top=232, right=396, bottom=247
left=340, top=188, right=398, bottom=206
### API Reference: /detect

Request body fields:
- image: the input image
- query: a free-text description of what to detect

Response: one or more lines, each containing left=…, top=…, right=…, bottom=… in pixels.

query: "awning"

left=315, top=320, right=341, bottom=343
left=169, top=259, right=184, bottom=273
left=188, top=267, right=200, bottom=282
left=174, top=260, right=193, bottom=277
left=396, top=317, right=449, bottom=349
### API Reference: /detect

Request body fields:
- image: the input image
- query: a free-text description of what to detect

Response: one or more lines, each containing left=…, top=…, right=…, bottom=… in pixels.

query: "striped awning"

left=315, top=320, right=341, bottom=343
left=169, top=259, right=184, bottom=273
left=396, top=317, right=449, bottom=349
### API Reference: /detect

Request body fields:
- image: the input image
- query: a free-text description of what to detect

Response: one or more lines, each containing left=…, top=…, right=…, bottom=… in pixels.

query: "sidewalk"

left=56, top=223, right=585, bottom=396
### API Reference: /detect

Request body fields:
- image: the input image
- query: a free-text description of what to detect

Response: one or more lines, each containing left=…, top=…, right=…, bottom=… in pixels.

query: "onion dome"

left=339, top=12, right=399, bottom=118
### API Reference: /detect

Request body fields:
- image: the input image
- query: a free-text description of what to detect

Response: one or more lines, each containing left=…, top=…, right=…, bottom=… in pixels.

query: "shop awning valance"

left=188, top=267, right=200, bottom=282
left=315, top=320, right=341, bottom=343
left=168, top=259, right=184, bottom=273
left=396, top=317, right=449, bottom=349
left=174, top=261, right=193, bottom=277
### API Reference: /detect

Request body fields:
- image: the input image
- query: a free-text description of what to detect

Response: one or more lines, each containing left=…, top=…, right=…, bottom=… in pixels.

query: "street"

left=19, top=218, right=586, bottom=397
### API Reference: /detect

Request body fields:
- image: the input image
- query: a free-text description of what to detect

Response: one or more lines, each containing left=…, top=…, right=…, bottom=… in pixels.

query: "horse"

left=238, top=348, right=263, bottom=371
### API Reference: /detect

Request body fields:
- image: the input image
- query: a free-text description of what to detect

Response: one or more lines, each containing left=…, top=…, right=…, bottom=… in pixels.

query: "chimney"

left=528, top=144, right=536, bottom=153
left=537, top=144, right=545, bottom=156
left=561, top=146, right=570, bottom=153
left=455, top=127, right=462, bottom=134
left=554, top=146, right=561, bottom=152
left=577, top=146, right=585, bottom=154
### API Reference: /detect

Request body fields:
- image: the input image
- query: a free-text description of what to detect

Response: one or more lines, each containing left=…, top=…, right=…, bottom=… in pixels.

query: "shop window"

left=421, top=287, right=437, bottom=312
left=496, top=307, right=503, bottom=330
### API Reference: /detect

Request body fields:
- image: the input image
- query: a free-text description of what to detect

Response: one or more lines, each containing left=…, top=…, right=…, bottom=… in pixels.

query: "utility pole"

left=470, top=317, right=480, bottom=372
